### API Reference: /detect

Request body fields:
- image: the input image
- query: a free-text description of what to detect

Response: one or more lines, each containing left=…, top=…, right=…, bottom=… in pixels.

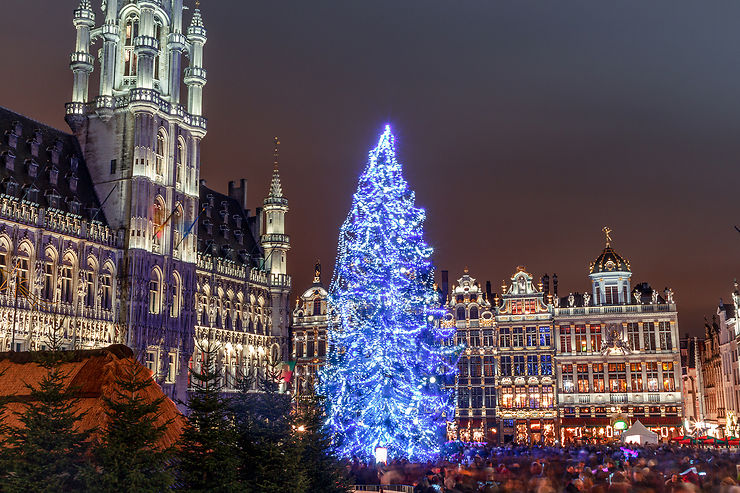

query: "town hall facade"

left=0, top=0, right=291, bottom=405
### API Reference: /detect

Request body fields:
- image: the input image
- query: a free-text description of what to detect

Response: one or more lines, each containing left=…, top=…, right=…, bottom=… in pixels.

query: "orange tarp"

left=0, top=344, right=185, bottom=449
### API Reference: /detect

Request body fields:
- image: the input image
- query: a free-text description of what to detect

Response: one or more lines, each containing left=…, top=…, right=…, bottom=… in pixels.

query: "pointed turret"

left=185, top=2, right=208, bottom=116
left=261, top=137, right=291, bottom=338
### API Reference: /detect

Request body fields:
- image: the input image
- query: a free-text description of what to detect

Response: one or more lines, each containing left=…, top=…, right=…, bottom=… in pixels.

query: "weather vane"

left=603, top=226, right=612, bottom=246
left=273, top=136, right=280, bottom=169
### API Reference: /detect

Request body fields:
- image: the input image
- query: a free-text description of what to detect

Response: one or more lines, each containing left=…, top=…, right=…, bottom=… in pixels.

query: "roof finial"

left=314, top=260, right=321, bottom=284
left=273, top=136, right=280, bottom=171
left=195, top=0, right=200, bottom=8
left=603, top=226, right=612, bottom=247
left=268, top=136, right=284, bottom=198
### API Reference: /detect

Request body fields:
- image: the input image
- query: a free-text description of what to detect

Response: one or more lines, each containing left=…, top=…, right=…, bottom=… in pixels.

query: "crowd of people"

left=348, top=444, right=740, bottom=492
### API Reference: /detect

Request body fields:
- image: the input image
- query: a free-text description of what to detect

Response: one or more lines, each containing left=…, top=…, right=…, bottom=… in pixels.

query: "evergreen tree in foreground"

left=231, top=357, right=308, bottom=493
left=319, top=125, right=459, bottom=462
left=295, top=391, right=351, bottom=493
left=82, top=357, right=175, bottom=492
left=176, top=340, right=241, bottom=492
left=0, top=351, right=90, bottom=492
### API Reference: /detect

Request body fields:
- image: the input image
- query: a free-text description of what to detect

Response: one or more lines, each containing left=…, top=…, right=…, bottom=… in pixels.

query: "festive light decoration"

left=319, top=125, right=460, bottom=462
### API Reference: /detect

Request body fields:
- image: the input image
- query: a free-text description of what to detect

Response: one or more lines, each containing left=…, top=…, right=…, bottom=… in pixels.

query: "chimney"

left=553, top=273, right=558, bottom=296
left=485, top=280, right=492, bottom=300
left=228, top=178, right=248, bottom=211
left=441, top=270, right=449, bottom=300
left=542, top=273, right=550, bottom=294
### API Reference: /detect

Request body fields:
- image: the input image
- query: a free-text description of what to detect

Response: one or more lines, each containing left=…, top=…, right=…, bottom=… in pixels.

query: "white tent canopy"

left=622, top=420, right=659, bottom=445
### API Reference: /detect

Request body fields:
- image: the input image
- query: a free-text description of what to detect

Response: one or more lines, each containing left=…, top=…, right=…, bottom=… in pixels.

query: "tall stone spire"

left=269, top=136, right=284, bottom=198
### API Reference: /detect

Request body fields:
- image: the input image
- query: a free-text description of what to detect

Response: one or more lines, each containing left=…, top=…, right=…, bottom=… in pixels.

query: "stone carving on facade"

left=601, top=322, right=631, bottom=355
left=651, top=289, right=658, bottom=305
left=634, top=292, right=641, bottom=304
left=583, top=293, right=590, bottom=307
left=568, top=293, right=575, bottom=307
left=553, top=296, right=559, bottom=308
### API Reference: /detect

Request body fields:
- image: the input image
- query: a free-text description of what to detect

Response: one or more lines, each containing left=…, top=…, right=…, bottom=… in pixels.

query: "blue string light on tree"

left=319, top=125, right=461, bottom=462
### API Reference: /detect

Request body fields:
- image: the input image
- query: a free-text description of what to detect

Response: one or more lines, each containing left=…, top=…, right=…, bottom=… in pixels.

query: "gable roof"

left=0, top=106, right=106, bottom=224
left=0, top=345, right=184, bottom=449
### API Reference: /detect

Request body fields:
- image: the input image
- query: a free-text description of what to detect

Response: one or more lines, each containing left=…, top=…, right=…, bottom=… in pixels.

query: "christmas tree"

left=320, top=125, right=458, bottom=462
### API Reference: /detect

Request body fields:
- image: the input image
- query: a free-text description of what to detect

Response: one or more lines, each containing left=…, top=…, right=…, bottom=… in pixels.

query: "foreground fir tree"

left=0, top=350, right=90, bottom=492
left=231, top=358, right=308, bottom=493
left=319, top=125, right=459, bottom=462
left=82, top=358, right=175, bottom=492
left=295, top=391, right=351, bottom=493
left=176, top=340, right=241, bottom=492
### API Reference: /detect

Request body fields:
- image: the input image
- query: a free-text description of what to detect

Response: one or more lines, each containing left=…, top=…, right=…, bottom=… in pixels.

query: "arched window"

left=313, top=298, right=322, bottom=316
left=16, top=242, right=32, bottom=292
left=155, top=129, right=166, bottom=177
left=59, top=253, right=75, bottom=304
left=152, top=198, right=166, bottom=251
left=101, top=263, right=113, bottom=311
left=149, top=269, right=162, bottom=314
left=456, top=306, right=466, bottom=321
left=123, top=17, right=138, bottom=77
left=176, top=137, right=186, bottom=188
left=470, top=306, right=479, bottom=320
left=85, top=258, right=97, bottom=308
left=170, top=272, right=181, bottom=318
left=0, top=237, right=9, bottom=288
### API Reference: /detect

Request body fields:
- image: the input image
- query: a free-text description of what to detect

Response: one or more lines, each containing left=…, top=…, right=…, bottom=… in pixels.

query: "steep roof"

left=0, top=345, right=184, bottom=449
left=0, top=106, right=106, bottom=224
left=198, top=183, right=262, bottom=268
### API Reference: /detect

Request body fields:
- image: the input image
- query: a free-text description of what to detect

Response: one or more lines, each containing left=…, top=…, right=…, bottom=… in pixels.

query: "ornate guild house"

left=291, top=262, right=329, bottom=397
left=442, top=271, right=496, bottom=443
left=555, top=231, right=682, bottom=443
left=0, top=0, right=291, bottom=405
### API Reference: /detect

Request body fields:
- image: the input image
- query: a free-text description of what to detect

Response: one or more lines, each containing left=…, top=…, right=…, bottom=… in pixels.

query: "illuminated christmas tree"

left=320, top=125, right=459, bottom=462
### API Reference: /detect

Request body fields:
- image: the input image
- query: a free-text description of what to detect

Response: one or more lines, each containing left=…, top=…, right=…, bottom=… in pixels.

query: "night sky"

left=2, top=1, right=740, bottom=336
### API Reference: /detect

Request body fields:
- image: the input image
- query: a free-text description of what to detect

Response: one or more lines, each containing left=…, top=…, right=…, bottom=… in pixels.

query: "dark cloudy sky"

left=2, top=0, right=740, bottom=336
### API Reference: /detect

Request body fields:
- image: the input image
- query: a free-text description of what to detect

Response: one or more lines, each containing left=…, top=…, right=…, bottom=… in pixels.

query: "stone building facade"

left=495, top=268, right=556, bottom=445
left=555, top=236, right=682, bottom=444
left=0, top=1, right=291, bottom=406
left=291, top=262, right=329, bottom=397
left=441, top=271, right=496, bottom=442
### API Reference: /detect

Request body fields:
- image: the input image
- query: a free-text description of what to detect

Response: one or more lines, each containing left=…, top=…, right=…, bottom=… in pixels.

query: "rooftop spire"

left=190, top=1, right=204, bottom=28
left=313, top=260, right=322, bottom=284
left=269, top=136, right=283, bottom=198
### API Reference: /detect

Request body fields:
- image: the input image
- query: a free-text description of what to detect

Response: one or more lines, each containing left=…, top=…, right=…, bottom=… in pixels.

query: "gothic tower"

left=262, top=138, right=291, bottom=342
left=64, top=0, right=207, bottom=401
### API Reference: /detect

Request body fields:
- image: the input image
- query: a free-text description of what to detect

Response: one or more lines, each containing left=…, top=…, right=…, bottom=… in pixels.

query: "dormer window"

left=220, top=224, right=230, bottom=239
left=46, top=190, right=61, bottom=208
left=70, top=155, right=79, bottom=173
left=6, top=130, right=17, bottom=149
left=5, top=180, right=18, bottom=197
left=26, top=186, right=39, bottom=203
left=204, top=220, right=213, bottom=235
left=27, top=159, right=38, bottom=177
left=234, top=215, right=242, bottom=229
left=234, top=229, right=243, bottom=245
left=68, top=198, right=81, bottom=215
left=49, top=167, right=59, bottom=186
left=3, top=150, right=15, bottom=171
left=69, top=175, right=78, bottom=193
left=29, top=130, right=42, bottom=157
left=50, top=139, right=63, bottom=165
